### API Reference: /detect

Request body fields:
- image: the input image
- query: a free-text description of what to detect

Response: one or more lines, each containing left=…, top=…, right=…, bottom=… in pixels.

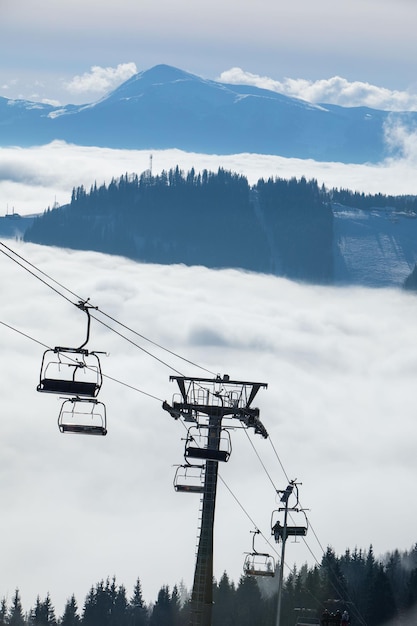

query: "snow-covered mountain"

left=333, top=205, right=417, bottom=287
left=0, top=64, right=414, bottom=164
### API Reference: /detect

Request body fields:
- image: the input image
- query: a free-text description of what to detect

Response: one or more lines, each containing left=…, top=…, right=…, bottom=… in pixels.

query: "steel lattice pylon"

left=163, top=374, right=268, bottom=626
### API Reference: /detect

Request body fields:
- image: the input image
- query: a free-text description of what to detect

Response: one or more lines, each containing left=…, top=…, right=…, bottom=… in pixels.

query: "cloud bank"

left=218, top=68, right=417, bottom=112
left=1, top=139, right=417, bottom=218
left=1, top=242, right=417, bottom=617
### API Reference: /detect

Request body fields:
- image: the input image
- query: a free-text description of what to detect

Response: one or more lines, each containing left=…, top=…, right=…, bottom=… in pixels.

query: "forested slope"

left=23, top=167, right=417, bottom=287
left=3, top=544, right=417, bottom=625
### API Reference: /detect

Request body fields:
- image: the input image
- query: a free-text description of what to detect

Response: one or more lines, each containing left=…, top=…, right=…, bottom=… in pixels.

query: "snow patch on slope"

left=333, top=204, right=417, bottom=286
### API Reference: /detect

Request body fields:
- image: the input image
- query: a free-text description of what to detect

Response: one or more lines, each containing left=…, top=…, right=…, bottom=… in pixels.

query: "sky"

left=1, top=241, right=417, bottom=620
left=2, top=0, right=417, bottom=110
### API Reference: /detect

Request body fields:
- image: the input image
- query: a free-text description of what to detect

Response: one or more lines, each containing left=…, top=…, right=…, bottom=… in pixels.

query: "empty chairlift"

left=58, top=397, right=107, bottom=436
left=37, top=300, right=104, bottom=398
left=184, top=425, right=232, bottom=463
left=173, top=464, right=205, bottom=493
left=38, top=348, right=102, bottom=397
left=243, top=530, right=275, bottom=577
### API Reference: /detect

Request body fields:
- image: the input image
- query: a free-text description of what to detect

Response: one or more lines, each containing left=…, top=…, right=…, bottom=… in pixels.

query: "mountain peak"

left=106, top=64, right=198, bottom=101
left=0, top=63, right=403, bottom=163
left=140, top=64, right=196, bottom=82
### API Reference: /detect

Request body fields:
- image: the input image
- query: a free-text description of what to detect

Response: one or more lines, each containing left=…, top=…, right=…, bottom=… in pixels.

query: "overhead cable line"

left=0, top=317, right=163, bottom=402
left=0, top=241, right=75, bottom=306
left=89, top=313, right=186, bottom=376
left=243, top=428, right=278, bottom=492
left=0, top=243, right=366, bottom=622
left=0, top=319, right=50, bottom=349
left=2, top=314, right=278, bottom=560
left=0, top=241, right=216, bottom=376
left=93, top=307, right=216, bottom=376
left=1, top=313, right=363, bottom=623
left=268, top=436, right=291, bottom=483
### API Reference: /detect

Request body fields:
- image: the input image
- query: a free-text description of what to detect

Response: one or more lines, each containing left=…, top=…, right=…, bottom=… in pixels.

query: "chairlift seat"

left=59, top=424, right=107, bottom=436
left=244, top=551, right=275, bottom=578
left=58, top=397, right=107, bottom=436
left=274, top=525, right=307, bottom=540
left=175, top=485, right=205, bottom=493
left=185, top=446, right=230, bottom=462
left=286, top=526, right=307, bottom=536
left=245, top=567, right=275, bottom=578
left=37, top=345, right=102, bottom=398
left=38, top=378, right=99, bottom=397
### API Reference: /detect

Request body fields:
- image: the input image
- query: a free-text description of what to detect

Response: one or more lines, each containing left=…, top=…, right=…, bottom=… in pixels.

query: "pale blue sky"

left=1, top=0, right=417, bottom=107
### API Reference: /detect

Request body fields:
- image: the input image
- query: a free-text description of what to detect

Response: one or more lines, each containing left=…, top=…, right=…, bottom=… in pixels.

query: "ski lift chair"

left=173, top=464, right=205, bottom=493
left=38, top=347, right=103, bottom=397
left=58, top=397, right=107, bottom=436
left=243, top=530, right=275, bottom=577
left=184, top=425, right=231, bottom=462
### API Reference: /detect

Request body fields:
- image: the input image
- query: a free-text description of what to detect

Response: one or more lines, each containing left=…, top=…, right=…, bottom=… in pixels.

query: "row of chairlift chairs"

left=37, top=302, right=107, bottom=436
left=39, top=307, right=307, bottom=573
left=173, top=425, right=231, bottom=493
left=243, top=508, right=308, bottom=578
left=173, top=422, right=308, bottom=578
left=243, top=504, right=308, bottom=578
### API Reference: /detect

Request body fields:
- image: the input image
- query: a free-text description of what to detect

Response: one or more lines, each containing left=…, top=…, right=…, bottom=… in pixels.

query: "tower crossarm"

left=164, top=374, right=268, bottom=422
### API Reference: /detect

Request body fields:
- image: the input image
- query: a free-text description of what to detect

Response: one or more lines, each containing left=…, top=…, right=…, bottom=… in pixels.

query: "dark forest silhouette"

left=2, top=543, right=417, bottom=626
left=23, top=167, right=417, bottom=286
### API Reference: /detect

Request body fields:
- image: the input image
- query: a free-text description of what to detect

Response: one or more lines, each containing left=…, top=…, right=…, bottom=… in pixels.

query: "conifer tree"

left=149, top=586, right=171, bottom=626
left=129, top=577, right=148, bottom=626
left=0, top=598, right=8, bottom=626
left=30, top=593, right=56, bottom=626
left=60, top=595, right=81, bottom=626
left=9, top=589, right=25, bottom=626
left=170, top=585, right=181, bottom=626
left=212, top=572, right=235, bottom=626
left=112, top=584, right=129, bottom=626
left=235, top=575, right=265, bottom=626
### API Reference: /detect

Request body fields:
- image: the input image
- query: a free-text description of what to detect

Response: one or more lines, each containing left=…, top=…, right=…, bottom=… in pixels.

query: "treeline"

left=2, top=544, right=417, bottom=626
left=24, top=167, right=272, bottom=276
left=18, top=169, right=323, bottom=283
left=22, top=166, right=417, bottom=283
left=329, top=188, right=417, bottom=212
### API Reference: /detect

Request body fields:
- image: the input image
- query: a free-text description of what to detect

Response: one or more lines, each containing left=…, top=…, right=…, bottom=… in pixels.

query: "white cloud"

left=1, top=242, right=417, bottom=617
left=218, top=68, right=417, bottom=111
left=64, top=63, right=138, bottom=96
left=383, top=117, right=417, bottom=162
left=3, top=142, right=417, bottom=218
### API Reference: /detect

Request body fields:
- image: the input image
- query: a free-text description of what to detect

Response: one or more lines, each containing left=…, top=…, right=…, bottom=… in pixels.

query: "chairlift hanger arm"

left=75, top=299, right=98, bottom=350
left=251, top=528, right=261, bottom=554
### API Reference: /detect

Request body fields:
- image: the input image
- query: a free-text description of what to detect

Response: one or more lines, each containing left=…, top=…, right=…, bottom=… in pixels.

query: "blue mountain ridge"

left=0, top=64, right=413, bottom=164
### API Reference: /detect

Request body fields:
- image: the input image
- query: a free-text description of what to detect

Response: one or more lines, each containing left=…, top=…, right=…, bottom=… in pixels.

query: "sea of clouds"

left=1, top=130, right=417, bottom=618
left=1, top=241, right=417, bottom=617
left=1, top=124, right=417, bottom=218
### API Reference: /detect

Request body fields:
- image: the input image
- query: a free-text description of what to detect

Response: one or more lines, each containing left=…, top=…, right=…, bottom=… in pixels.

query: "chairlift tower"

left=163, top=374, right=268, bottom=626
left=271, top=481, right=308, bottom=626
